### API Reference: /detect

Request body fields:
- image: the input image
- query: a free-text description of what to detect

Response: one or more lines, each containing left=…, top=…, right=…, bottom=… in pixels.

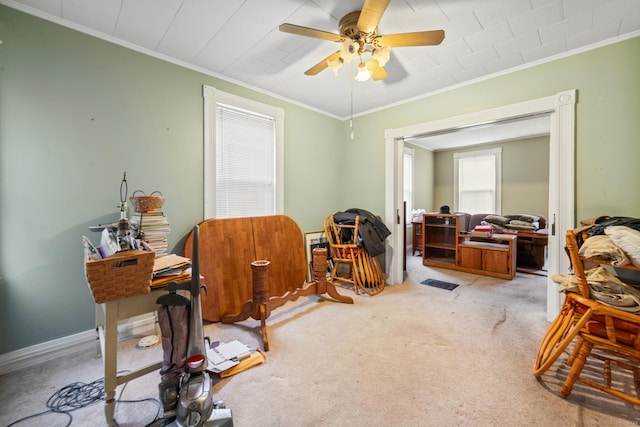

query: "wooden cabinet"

left=411, top=221, right=423, bottom=256
left=422, top=213, right=517, bottom=279
left=422, top=213, right=466, bottom=269
left=457, top=234, right=517, bottom=280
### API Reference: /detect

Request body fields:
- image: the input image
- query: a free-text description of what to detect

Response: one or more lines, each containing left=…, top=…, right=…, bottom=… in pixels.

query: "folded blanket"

left=578, top=235, right=630, bottom=267
left=552, top=267, right=640, bottom=313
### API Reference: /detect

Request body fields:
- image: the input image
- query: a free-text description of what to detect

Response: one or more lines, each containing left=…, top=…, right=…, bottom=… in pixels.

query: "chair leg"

left=560, top=340, right=593, bottom=398
left=565, top=336, right=584, bottom=367
left=633, top=367, right=640, bottom=398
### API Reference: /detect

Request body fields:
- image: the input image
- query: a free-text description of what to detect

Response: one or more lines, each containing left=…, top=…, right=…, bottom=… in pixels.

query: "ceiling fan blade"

left=377, top=30, right=445, bottom=47
left=305, top=51, right=341, bottom=76
left=279, top=23, right=343, bottom=42
left=357, top=0, right=391, bottom=34
left=367, top=59, right=388, bottom=81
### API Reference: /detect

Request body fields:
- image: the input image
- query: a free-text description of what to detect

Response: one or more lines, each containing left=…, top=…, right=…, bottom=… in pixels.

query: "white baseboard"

left=0, top=313, right=157, bottom=376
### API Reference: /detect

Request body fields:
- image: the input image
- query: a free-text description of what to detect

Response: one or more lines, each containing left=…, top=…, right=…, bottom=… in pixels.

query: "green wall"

left=407, top=145, right=434, bottom=213
left=431, top=136, right=550, bottom=216
left=0, top=7, right=345, bottom=353
left=1, top=4, right=639, bottom=354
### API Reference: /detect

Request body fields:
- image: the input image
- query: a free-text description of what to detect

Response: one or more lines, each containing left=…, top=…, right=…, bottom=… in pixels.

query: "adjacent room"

left=1, top=1, right=640, bottom=426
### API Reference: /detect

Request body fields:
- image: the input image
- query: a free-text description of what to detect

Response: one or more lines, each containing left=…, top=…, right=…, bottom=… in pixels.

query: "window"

left=454, top=148, right=501, bottom=214
left=403, top=147, right=414, bottom=223
left=203, top=85, right=284, bottom=218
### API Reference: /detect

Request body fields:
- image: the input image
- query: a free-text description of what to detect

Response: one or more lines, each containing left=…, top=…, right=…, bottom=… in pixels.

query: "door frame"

left=384, top=90, right=576, bottom=321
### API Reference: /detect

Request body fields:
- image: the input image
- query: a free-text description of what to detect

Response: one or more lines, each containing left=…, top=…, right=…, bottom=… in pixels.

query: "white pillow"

left=605, top=226, right=640, bottom=268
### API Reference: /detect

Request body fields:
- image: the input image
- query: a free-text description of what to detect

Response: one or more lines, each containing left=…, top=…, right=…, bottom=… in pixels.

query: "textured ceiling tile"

left=457, top=47, right=500, bottom=69
left=567, top=25, right=620, bottom=50
left=494, top=32, right=541, bottom=57
left=522, top=39, right=566, bottom=62
left=538, top=10, right=593, bottom=45
left=441, top=13, right=483, bottom=41
left=464, top=22, right=513, bottom=52
left=430, top=39, right=472, bottom=65
left=428, top=59, right=464, bottom=80
left=62, top=0, right=120, bottom=35
left=452, top=64, right=488, bottom=83
left=483, top=52, right=525, bottom=74
left=114, top=0, right=179, bottom=50
left=156, top=0, right=244, bottom=61
left=473, top=0, right=531, bottom=29
left=508, top=1, right=565, bottom=37
left=18, top=0, right=61, bottom=16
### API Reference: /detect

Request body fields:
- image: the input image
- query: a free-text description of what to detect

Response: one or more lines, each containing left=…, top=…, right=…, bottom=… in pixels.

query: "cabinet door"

left=459, top=246, right=482, bottom=269
left=482, top=249, right=509, bottom=274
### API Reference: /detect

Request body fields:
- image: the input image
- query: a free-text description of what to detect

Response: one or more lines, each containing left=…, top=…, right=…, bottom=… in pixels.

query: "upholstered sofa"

left=459, top=212, right=548, bottom=269
left=465, top=213, right=546, bottom=232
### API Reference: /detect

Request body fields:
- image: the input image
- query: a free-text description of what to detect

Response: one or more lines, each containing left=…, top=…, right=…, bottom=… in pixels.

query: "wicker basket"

left=129, top=190, right=166, bottom=212
left=85, top=250, right=155, bottom=303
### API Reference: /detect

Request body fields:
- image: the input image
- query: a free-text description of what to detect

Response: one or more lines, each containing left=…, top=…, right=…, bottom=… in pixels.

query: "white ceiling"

left=4, top=0, right=640, bottom=122
left=405, top=112, right=552, bottom=150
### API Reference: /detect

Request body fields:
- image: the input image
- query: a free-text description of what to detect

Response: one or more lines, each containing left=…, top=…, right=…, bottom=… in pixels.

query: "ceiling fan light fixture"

left=339, top=40, right=360, bottom=62
left=372, top=45, right=391, bottom=66
left=327, top=56, right=344, bottom=75
left=355, top=61, right=371, bottom=82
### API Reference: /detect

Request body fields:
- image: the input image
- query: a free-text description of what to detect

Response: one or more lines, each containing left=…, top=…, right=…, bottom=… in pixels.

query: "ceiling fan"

left=279, top=0, right=445, bottom=81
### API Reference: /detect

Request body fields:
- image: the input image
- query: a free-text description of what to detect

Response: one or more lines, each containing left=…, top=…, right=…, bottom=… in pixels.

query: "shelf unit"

left=422, top=213, right=465, bottom=270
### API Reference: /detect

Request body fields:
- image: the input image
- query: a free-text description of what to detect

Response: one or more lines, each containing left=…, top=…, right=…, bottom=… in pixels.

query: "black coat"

left=333, top=209, right=391, bottom=257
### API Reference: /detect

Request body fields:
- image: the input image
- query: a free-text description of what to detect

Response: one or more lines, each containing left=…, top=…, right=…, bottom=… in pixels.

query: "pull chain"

left=350, top=61, right=355, bottom=140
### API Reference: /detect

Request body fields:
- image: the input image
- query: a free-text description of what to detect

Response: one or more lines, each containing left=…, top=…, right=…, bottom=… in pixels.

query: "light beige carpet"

left=1, top=254, right=639, bottom=426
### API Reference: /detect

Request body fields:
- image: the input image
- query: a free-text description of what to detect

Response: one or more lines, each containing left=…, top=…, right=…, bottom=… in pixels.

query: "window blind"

left=458, top=155, right=495, bottom=214
left=215, top=103, right=276, bottom=218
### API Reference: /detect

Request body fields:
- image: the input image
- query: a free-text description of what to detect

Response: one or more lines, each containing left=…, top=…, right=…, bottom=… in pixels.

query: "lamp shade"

left=355, top=62, right=371, bottom=81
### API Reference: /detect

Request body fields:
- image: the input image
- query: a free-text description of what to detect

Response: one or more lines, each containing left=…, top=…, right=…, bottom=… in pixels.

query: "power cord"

left=6, top=374, right=163, bottom=426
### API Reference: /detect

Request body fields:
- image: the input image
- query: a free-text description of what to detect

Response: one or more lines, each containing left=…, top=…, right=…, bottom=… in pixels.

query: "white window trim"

left=202, top=85, right=284, bottom=219
left=453, top=147, right=502, bottom=214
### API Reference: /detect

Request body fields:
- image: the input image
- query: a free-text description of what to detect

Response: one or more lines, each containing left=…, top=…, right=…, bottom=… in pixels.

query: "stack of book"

left=470, top=225, right=493, bottom=238
left=152, top=254, right=191, bottom=287
left=130, top=209, right=171, bottom=254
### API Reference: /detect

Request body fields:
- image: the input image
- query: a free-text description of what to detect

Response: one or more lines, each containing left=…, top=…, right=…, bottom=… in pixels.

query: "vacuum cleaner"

left=156, top=225, right=234, bottom=427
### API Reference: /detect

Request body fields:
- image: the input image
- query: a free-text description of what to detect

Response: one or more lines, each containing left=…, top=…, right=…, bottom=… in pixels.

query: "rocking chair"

left=324, top=214, right=385, bottom=296
left=534, top=226, right=640, bottom=406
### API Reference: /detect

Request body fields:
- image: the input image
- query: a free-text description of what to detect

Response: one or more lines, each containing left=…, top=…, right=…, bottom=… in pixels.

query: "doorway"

left=384, top=90, right=576, bottom=321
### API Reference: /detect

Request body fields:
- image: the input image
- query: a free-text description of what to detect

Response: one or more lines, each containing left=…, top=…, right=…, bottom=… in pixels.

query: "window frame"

left=202, top=85, right=284, bottom=219
left=453, top=147, right=502, bottom=214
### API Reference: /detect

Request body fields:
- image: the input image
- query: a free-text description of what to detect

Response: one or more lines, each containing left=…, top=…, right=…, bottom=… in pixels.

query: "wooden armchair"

left=534, top=226, right=640, bottom=406
left=324, top=214, right=385, bottom=296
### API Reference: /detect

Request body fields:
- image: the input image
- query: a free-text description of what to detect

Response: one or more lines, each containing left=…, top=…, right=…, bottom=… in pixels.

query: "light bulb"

left=355, top=62, right=371, bottom=82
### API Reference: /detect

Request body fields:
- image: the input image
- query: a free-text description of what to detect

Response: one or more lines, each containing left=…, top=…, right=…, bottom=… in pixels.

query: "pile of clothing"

left=332, top=208, right=391, bottom=257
